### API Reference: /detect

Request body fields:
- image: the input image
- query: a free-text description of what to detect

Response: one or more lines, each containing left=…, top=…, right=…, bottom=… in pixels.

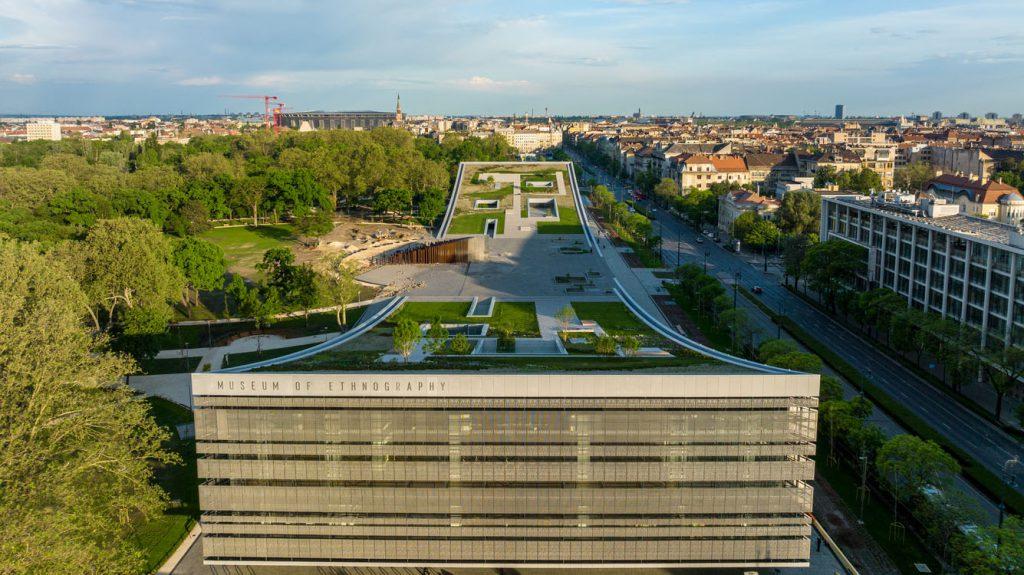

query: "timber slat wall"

left=373, top=237, right=471, bottom=265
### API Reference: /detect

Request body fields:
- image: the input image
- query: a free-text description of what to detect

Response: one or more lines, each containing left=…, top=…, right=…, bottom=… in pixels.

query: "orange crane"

left=219, top=94, right=285, bottom=133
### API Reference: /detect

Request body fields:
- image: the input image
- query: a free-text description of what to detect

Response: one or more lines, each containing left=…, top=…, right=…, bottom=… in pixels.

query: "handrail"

left=215, top=296, right=407, bottom=373
left=613, top=278, right=799, bottom=374
left=567, top=161, right=600, bottom=255
left=436, top=163, right=465, bottom=238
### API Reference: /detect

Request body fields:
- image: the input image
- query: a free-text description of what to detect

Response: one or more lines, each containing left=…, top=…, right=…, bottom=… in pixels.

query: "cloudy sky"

left=1, top=0, right=1023, bottom=116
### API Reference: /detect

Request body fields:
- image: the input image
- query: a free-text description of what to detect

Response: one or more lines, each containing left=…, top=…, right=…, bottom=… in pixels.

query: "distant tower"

left=395, top=93, right=404, bottom=124
left=834, top=104, right=844, bottom=119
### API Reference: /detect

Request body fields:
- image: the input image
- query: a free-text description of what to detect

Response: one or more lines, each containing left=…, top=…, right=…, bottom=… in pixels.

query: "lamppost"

left=732, top=271, right=742, bottom=353
left=777, top=301, right=785, bottom=338
left=703, top=250, right=710, bottom=273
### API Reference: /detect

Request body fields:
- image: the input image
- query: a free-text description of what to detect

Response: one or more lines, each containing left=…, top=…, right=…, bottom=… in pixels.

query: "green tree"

left=876, top=434, right=960, bottom=505
left=374, top=188, right=414, bottom=217
left=0, top=238, right=175, bottom=574
left=980, top=345, right=1024, bottom=422
left=62, top=217, right=184, bottom=331
left=392, top=318, right=422, bottom=362
left=449, top=333, right=472, bottom=355
left=294, top=210, right=334, bottom=246
left=731, top=210, right=760, bottom=241
left=595, top=335, right=617, bottom=355
left=112, top=305, right=173, bottom=361
left=803, top=239, right=866, bottom=312
left=556, top=304, right=576, bottom=333
left=782, top=233, right=816, bottom=289
left=653, top=177, right=678, bottom=204
left=621, top=335, right=641, bottom=357
left=894, top=162, right=935, bottom=191
left=416, top=188, right=447, bottom=224
left=777, top=190, right=821, bottom=236
left=767, top=351, right=823, bottom=373
left=424, top=317, right=450, bottom=354
left=232, top=176, right=265, bottom=226
left=316, top=254, right=360, bottom=327
left=172, top=237, right=226, bottom=313
left=758, top=338, right=799, bottom=362
left=813, top=165, right=838, bottom=188
left=953, top=515, right=1024, bottom=575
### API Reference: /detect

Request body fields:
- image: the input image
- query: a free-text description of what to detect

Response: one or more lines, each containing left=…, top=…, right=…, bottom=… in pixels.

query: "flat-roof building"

left=822, top=193, right=1024, bottom=345
left=280, top=111, right=397, bottom=131
left=192, top=370, right=818, bottom=569
left=25, top=120, right=61, bottom=141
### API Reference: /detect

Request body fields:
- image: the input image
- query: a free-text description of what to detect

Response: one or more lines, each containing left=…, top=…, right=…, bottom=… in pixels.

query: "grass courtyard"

left=571, top=301, right=653, bottom=336
left=448, top=211, right=506, bottom=235
left=537, top=205, right=583, bottom=234
left=199, top=224, right=297, bottom=278
left=390, top=301, right=540, bottom=336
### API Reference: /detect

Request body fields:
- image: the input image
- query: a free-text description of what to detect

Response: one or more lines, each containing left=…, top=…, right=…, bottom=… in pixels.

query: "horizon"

left=2, top=0, right=1023, bottom=117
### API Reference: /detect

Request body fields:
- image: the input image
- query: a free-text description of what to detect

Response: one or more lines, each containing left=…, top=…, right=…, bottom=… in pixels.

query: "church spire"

left=395, top=93, right=404, bottom=123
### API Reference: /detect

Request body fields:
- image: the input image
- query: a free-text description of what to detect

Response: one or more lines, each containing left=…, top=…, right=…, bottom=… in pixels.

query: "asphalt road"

left=571, top=153, right=1024, bottom=498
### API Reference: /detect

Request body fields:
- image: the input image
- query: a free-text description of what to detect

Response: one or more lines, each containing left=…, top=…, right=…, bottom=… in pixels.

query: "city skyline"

left=2, top=0, right=1024, bottom=116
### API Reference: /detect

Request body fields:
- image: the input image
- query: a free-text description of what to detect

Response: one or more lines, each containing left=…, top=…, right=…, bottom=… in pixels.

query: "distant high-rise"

left=25, top=120, right=62, bottom=141
left=931, top=111, right=943, bottom=120
left=834, top=104, right=844, bottom=119
left=958, top=112, right=971, bottom=120
left=984, top=112, right=998, bottom=120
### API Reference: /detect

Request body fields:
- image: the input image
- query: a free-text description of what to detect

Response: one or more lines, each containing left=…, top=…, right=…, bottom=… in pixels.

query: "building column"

left=1005, top=253, right=1017, bottom=346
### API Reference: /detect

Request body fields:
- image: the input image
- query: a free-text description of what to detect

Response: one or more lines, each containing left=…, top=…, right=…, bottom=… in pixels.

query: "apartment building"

left=672, top=154, right=751, bottom=192
left=719, top=189, right=781, bottom=240
left=192, top=370, right=819, bottom=569
left=821, top=194, right=1024, bottom=345
left=925, top=174, right=1024, bottom=224
left=25, top=121, right=62, bottom=141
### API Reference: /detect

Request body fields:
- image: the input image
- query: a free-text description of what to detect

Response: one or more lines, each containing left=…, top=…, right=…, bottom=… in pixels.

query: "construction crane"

left=219, top=94, right=285, bottom=133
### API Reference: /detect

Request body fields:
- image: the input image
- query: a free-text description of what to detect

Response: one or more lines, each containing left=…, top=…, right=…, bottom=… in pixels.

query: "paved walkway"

left=534, top=298, right=575, bottom=340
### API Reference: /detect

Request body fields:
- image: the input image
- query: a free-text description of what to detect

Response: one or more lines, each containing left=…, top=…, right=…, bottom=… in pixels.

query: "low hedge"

left=779, top=315, right=1024, bottom=516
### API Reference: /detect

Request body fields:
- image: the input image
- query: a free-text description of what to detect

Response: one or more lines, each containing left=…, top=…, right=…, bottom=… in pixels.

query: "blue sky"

left=1, top=0, right=1023, bottom=116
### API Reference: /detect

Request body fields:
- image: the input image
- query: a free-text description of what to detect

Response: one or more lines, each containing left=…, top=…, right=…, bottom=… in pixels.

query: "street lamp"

left=732, top=271, right=742, bottom=353
left=703, top=250, right=710, bottom=273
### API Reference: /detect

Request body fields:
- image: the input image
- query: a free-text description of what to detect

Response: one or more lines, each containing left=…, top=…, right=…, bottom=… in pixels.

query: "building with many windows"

left=25, top=120, right=62, bottom=141
left=280, top=111, right=398, bottom=131
left=821, top=193, right=1024, bottom=345
left=191, top=369, right=819, bottom=569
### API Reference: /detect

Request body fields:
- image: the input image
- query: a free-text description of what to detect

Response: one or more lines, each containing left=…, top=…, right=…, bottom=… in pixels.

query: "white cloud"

left=8, top=73, right=36, bottom=84
left=177, top=75, right=223, bottom=86
left=452, top=76, right=533, bottom=92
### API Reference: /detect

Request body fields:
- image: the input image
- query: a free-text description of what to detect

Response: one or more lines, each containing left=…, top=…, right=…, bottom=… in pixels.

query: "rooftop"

left=829, top=195, right=1024, bottom=246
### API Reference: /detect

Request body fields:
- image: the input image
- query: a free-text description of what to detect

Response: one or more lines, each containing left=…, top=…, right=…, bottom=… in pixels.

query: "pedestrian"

left=816, top=536, right=822, bottom=552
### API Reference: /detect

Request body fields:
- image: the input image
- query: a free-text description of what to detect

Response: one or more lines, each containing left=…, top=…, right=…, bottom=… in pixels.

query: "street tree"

left=876, top=434, right=959, bottom=515
left=781, top=233, right=816, bottom=289
left=767, top=351, right=823, bottom=373
left=981, top=344, right=1024, bottom=422
left=653, top=178, right=677, bottom=204
left=392, top=318, right=422, bottom=362
left=777, top=190, right=821, bottom=236
left=0, top=238, right=175, bottom=575
left=953, top=515, right=1024, bottom=574
left=758, top=338, right=799, bottom=362
left=803, top=239, right=866, bottom=312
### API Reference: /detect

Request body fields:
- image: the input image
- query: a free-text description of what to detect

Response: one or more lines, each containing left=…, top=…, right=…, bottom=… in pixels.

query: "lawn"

left=130, top=397, right=198, bottom=573
left=571, top=301, right=653, bottom=336
left=469, top=185, right=514, bottom=201
left=390, top=301, right=540, bottom=336
left=537, top=206, right=583, bottom=234
left=223, top=342, right=318, bottom=368
left=135, top=356, right=203, bottom=375
left=199, top=224, right=297, bottom=277
left=448, top=211, right=506, bottom=235
left=157, top=306, right=367, bottom=349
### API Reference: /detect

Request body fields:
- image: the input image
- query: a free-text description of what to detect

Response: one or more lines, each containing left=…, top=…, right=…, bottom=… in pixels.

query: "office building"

left=821, top=193, right=1024, bottom=345
left=834, top=104, right=844, bottom=119
left=25, top=120, right=62, bottom=141
left=280, top=111, right=397, bottom=131
left=192, top=370, right=818, bottom=569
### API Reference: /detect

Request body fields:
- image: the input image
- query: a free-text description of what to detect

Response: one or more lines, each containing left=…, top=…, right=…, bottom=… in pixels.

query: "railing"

left=372, top=237, right=472, bottom=266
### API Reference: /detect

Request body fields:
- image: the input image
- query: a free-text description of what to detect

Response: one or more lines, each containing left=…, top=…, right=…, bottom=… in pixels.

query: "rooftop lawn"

left=469, top=185, right=514, bottom=201
left=448, top=211, right=506, bottom=235
left=256, top=348, right=716, bottom=373
left=199, top=224, right=297, bottom=277
left=571, top=301, right=654, bottom=336
left=390, top=301, right=540, bottom=336
left=537, top=205, right=583, bottom=234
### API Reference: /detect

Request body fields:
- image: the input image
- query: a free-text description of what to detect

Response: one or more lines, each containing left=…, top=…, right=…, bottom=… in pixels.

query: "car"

left=695, top=236, right=704, bottom=244
left=751, top=286, right=764, bottom=294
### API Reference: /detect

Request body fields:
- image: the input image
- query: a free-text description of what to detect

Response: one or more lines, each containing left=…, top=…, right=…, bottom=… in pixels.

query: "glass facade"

left=194, top=380, right=818, bottom=568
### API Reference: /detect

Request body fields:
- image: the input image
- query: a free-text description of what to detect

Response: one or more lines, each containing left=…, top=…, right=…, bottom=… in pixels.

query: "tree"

left=803, top=239, right=866, bottom=312
left=595, top=335, right=617, bottom=355
left=777, top=190, right=821, bottom=236
left=767, top=351, right=823, bottom=373
left=374, top=188, right=413, bottom=217
left=653, top=178, right=677, bottom=204
left=424, top=318, right=450, bottom=355
left=876, top=435, right=960, bottom=505
left=980, top=345, right=1024, bottom=422
left=894, top=162, right=935, bottom=191
left=172, top=237, right=226, bottom=313
left=813, top=165, right=838, bottom=188
left=758, top=338, right=799, bottom=362
left=449, top=333, right=472, bottom=355
left=286, top=264, right=320, bottom=324
left=62, top=217, right=184, bottom=331
left=0, top=238, right=175, bottom=574
left=731, top=210, right=760, bottom=241
left=316, top=254, right=360, bottom=327
left=556, top=304, right=576, bottom=332
left=232, top=175, right=265, bottom=226
left=820, top=374, right=843, bottom=403
left=954, top=515, right=1024, bottom=575
left=744, top=219, right=781, bottom=251
left=781, top=233, right=815, bottom=289
left=111, top=305, right=173, bottom=362
left=257, top=247, right=297, bottom=292
left=392, top=318, right=422, bottom=362
left=621, top=335, right=641, bottom=357
left=416, top=188, right=447, bottom=224
left=294, top=210, right=333, bottom=246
